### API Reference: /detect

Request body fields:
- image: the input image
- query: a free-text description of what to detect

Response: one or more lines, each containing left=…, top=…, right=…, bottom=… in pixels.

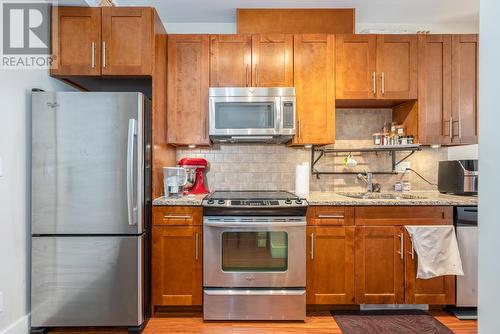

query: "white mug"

left=344, top=154, right=358, bottom=168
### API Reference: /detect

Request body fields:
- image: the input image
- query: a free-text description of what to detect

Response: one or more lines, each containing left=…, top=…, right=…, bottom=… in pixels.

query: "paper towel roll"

left=295, top=162, right=310, bottom=197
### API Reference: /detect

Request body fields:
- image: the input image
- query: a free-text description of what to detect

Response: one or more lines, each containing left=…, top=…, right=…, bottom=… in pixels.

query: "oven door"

left=203, top=216, right=306, bottom=288
left=209, top=97, right=280, bottom=136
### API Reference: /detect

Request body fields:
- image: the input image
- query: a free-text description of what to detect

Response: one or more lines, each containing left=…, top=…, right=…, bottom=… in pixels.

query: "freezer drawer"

left=203, top=288, right=306, bottom=321
left=31, top=236, right=143, bottom=327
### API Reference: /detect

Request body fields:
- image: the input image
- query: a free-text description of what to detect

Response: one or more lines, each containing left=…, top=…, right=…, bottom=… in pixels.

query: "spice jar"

left=373, top=133, right=382, bottom=145
left=395, top=125, right=405, bottom=136
left=382, top=132, right=390, bottom=145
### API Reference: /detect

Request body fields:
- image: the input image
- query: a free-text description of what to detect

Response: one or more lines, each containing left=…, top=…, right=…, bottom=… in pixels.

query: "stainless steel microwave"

left=208, top=87, right=296, bottom=143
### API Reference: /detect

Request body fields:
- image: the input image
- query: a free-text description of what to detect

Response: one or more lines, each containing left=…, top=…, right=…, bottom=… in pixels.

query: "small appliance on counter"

left=178, top=157, right=209, bottom=195
left=163, top=167, right=187, bottom=197
left=438, top=160, right=478, bottom=195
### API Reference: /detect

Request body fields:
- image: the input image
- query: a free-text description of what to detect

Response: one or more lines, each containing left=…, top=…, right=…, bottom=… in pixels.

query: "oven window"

left=214, top=102, right=275, bottom=129
left=221, top=231, right=288, bottom=272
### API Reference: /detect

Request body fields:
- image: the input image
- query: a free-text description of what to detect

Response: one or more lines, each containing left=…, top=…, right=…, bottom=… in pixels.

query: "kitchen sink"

left=338, top=192, right=426, bottom=200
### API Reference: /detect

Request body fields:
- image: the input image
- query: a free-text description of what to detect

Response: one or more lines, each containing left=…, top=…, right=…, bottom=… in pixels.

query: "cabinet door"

left=451, top=34, right=478, bottom=144
left=210, top=35, right=252, bottom=87
left=335, top=34, right=377, bottom=99
left=293, top=34, right=335, bottom=145
left=51, top=7, right=101, bottom=76
left=307, top=226, right=355, bottom=304
left=167, top=35, right=210, bottom=145
left=418, top=35, right=452, bottom=145
left=101, top=7, right=153, bottom=76
left=355, top=226, right=405, bottom=304
left=404, top=232, right=455, bottom=304
left=251, top=34, right=293, bottom=87
left=376, top=35, right=418, bottom=99
left=152, top=226, right=202, bottom=306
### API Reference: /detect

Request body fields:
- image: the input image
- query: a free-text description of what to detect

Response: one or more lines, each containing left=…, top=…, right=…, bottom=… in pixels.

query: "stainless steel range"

left=203, top=191, right=307, bottom=321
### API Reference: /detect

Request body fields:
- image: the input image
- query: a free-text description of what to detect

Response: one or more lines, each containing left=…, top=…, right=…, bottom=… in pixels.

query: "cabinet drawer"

left=307, top=207, right=354, bottom=226
left=355, top=206, right=453, bottom=226
left=153, top=206, right=203, bottom=226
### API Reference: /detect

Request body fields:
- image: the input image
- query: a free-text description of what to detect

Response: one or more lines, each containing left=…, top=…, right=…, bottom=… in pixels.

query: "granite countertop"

left=305, top=191, right=478, bottom=206
left=153, top=194, right=207, bottom=206
left=153, top=191, right=477, bottom=207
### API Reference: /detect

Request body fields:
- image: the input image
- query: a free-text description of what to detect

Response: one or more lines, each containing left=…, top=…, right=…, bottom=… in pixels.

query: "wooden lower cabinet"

left=404, top=232, right=456, bottom=304
left=152, top=225, right=202, bottom=307
left=355, top=226, right=405, bottom=304
left=306, top=226, right=355, bottom=304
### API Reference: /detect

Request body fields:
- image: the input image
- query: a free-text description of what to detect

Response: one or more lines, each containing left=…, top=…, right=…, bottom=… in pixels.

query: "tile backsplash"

left=177, top=109, right=448, bottom=193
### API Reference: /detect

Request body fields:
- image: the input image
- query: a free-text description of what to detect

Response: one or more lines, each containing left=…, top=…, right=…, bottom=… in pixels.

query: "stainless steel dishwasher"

left=451, top=206, right=478, bottom=320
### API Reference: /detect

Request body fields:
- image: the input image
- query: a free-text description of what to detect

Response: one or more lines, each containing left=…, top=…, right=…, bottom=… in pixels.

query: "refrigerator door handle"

left=127, top=119, right=137, bottom=226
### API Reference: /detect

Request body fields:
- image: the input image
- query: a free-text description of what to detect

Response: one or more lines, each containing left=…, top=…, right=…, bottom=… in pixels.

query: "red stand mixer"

left=178, top=157, right=209, bottom=195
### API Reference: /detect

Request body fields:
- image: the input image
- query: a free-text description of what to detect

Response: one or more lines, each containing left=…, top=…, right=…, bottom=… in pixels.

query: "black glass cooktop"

left=207, top=190, right=298, bottom=200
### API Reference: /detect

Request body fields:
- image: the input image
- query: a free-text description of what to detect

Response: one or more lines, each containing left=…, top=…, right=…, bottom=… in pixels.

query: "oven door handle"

left=204, top=222, right=306, bottom=228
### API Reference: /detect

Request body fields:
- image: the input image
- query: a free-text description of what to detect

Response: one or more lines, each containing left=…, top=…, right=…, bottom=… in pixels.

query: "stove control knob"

left=295, top=198, right=303, bottom=205
left=217, top=199, right=225, bottom=205
left=284, top=199, right=292, bottom=205
left=207, top=199, right=215, bottom=205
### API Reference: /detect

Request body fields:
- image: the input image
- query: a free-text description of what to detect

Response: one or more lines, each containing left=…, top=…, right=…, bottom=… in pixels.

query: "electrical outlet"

left=396, top=161, right=411, bottom=173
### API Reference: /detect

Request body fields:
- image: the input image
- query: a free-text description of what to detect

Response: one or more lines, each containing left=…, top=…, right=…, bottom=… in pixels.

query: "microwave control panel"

left=282, top=102, right=294, bottom=129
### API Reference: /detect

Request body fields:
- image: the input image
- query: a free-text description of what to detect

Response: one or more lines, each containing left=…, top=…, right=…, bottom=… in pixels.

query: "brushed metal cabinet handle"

left=318, top=214, right=345, bottom=219
left=163, top=215, right=191, bottom=219
left=449, top=116, right=453, bottom=138
left=310, top=233, right=314, bottom=260
left=298, top=118, right=301, bottom=142
left=397, top=232, right=404, bottom=260
left=408, top=237, right=415, bottom=260
left=381, top=72, right=385, bottom=96
left=102, top=41, right=107, bottom=68
left=458, top=119, right=462, bottom=139
left=195, top=232, right=199, bottom=260
left=245, top=64, right=249, bottom=87
left=91, top=42, right=95, bottom=68
left=372, top=71, right=376, bottom=95
left=255, top=64, right=259, bottom=86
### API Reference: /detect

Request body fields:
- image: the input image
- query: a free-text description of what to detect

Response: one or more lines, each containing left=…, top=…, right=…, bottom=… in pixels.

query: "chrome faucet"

left=357, top=172, right=374, bottom=193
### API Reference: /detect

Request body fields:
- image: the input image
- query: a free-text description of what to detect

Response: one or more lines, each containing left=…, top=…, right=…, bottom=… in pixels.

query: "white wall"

left=0, top=70, right=74, bottom=334
left=478, top=1, right=500, bottom=333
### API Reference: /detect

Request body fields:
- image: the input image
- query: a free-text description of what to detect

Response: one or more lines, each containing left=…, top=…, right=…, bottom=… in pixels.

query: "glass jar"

left=373, top=133, right=382, bottom=145
left=394, top=181, right=402, bottom=192
left=402, top=180, right=411, bottom=192
left=396, top=125, right=405, bottom=136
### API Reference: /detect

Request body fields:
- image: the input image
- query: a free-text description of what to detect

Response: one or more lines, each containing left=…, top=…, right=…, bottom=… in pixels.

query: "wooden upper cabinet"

left=355, top=226, right=405, bottom=304
left=101, top=7, right=153, bottom=76
left=336, top=34, right=417, bottom=100
left=51, top=7, right=154, bottom=77
left=335, top=34, right=377, bottom=99
left=152, top=226, right=202, bottom=306
left=376, top=35, right=417, bottom=99
left=418, top=35, right=452, bottom=145
left=307, top=226, right=355, bottom=304
left=451, top=34, right=478, bottom=144
left=210, top=35, right=252, bottom=87
left=293, top=34, right=335, bottom=145
left=251, top=34, right=294, bottom=87
left=167, top=35, right=210, bottom=146
left=417, top=34, right=478, bottom=146
left=404, top=232, right=455, bottom=304
left=51, top=7, right=101, bottom=76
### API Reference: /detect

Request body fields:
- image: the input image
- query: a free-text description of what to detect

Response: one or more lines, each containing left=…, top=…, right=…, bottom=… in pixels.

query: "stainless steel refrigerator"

left=30, top=92, right=151, bottom=332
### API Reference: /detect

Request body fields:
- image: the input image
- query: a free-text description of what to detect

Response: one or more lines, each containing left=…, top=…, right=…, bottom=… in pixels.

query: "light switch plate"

left=396, top=161, right=411, bottom=173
